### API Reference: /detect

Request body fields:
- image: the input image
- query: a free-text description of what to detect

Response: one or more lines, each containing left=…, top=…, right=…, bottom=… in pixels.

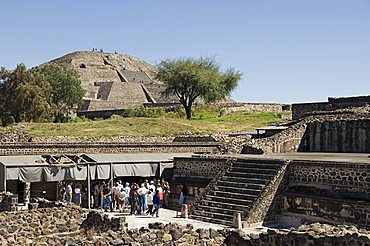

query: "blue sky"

left=1, top=1, right=369, bottom=103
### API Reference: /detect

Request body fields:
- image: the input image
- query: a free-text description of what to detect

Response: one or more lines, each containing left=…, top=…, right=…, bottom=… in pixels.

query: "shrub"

left=122, top=106, right=165, bottom=118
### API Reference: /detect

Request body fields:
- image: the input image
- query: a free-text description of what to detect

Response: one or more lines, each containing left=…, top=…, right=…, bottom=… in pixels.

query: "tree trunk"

left=185, top=105, right=192, bottom=120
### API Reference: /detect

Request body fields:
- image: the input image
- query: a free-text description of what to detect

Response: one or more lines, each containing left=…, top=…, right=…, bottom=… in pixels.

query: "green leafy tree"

left=0, top=64, right=84, bottom=125
left=156, top=57, right=242, bottom=119
left=36, top=64, right=85, bottom=122
left=0, top=64, right=51, bottom=124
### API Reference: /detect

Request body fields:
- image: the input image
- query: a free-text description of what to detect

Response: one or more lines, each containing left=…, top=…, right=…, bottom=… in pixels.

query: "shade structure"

left=0, top=152, right=193, bottom=192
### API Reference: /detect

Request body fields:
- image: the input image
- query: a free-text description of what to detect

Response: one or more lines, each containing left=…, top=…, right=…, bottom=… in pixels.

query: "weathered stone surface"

left=162, top=233, right=172, bottom=242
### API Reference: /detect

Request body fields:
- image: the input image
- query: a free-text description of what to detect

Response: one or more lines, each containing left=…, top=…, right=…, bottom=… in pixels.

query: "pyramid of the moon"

left=41, top=51, right=179, bottom=115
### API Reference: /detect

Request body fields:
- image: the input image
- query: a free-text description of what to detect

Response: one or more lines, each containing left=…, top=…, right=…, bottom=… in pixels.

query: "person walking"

left=118, top=187, right=127, bottom=213
left=123, top=182, right=131, bottom=208
left=146, top=189, right=154, bottom=215
left=74, top=183, right=81, bottom=206
left=65, top=183, right=73, bottom=204
left=163, top=182, right=170, bottom=208
left=102, top=184, right=113, bottom=212
left=93, top=182, right=99, bottom=208
left=130, top=185, right=139, bottom=215
left=100, top=181, right=105, bottom=209
left=152, top=189, right=162, bottom=217
left=177, top=184, right=188, bottom=217
left=113, top=182, right=120, bottom=210
left=138, top=183, right=148, bottom=214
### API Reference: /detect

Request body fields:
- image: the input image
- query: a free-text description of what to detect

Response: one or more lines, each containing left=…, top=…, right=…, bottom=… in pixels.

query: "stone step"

left=226, top=171, right=275, bottom=179
left=215, top=185, right=261, bottom=195
left=236, top=159, right=283, bottom=165
left=221, top=176, right=270, bottom=185
left=210, top=190, right=258, bottom=200
left=217, top=180, right=266, bottom=190
left=230, top=166, right=278, bottom=175
left=198, top=205, right=246, bottom=216
left=201, top=200, right=250, bottom=211
left=234, top=161, right=282, bottom=169
left=193, top=209, right=234, bottom=221
left=189, top=214, right=231, bottom=226
left=204, top=195, right=254, bottom=206
left=233, top=162, right=281, bottom=170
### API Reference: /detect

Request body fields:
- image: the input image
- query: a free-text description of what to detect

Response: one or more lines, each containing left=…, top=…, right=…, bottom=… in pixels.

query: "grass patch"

left=15, top=109, right=290, bottom=137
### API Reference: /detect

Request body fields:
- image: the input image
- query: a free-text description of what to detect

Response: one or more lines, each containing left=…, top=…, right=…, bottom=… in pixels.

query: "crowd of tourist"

left=59, top=179, right=187, bottom=218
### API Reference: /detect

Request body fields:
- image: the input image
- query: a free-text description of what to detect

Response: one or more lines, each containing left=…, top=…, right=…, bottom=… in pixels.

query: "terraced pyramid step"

left=198, top=205, right=245, bottom=216
left=190, top=158, right=284, bottom=226
left=215, top=185, right=261, bottom=195
left=230, top=166, right=278, bottom=175
left=193, top=209, right=234, bottom=221
left=221, top=176, right=270, bottom=184
left=226, top=171, right=275, bottom=179
left=217, top=181, right=266, bottom=190
left=204, top=195, right=254, bottom=206
left=209, top=190, right=258, bottom=200
left=236, top=159, right=283, bottom=165
left=233, top=161, right=282, bottom=169
left=201, top=200, right=250, bottom=211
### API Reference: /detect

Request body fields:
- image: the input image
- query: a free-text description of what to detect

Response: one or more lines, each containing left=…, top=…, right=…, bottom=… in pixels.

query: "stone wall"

left=30, top=136, right=175, bottom=144
left=300, top=119, right=370, bottom=153
left=238, top=108, right=370, bottom=154
left=173, top=156, right=232, bottom=180
left=274, top=159, right=370, bottom=228
left=224, top=223, right=370, bottom=246
left=238, top=120, right=308, bottom=154
left=0, top=204, right=369, bottom=245
left=0, top=142, right=220, bottom=155
left=0, top=192, right=18, bottom=212
left=0, top=205, right=86, bottom=245
left=219, top=102, right=289, bottom=113
left=242, top=161, right=289, bottom=226
left=173, top=135, right=217, bottom=142
left=0, top=130, right=29, bottom=143
left=292, top=95, right=370, bottom=120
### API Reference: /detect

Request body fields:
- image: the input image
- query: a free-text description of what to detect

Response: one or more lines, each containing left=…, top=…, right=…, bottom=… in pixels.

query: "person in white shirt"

left=146, top=189, right=154, bottom=215
left=149, top=181, right=156, bottom=192
left=112, top=182, right=121, bottom=210
left=65, top=183, right=73, bottom=203
left=123, top=182, right=130, bottom=206
left=118, top=188, right=127, bottom=212
left=138, top=183, right=148, bottom=214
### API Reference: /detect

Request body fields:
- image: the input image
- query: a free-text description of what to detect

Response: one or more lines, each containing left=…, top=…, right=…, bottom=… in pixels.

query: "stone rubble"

left=0, top=204, right=369, bottom=245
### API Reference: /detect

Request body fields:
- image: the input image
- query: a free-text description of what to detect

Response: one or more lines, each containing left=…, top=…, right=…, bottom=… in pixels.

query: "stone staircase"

left=189, top=159, right=284, bottom=226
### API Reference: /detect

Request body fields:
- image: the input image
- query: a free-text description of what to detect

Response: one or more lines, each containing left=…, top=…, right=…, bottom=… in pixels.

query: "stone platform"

left=233, top=152, right=370, bottom=164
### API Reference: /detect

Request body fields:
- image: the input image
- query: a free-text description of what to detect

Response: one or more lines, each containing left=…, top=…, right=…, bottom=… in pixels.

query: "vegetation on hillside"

left=0, top=64, right=84, bottom=126
left=156, top=57, right=242, bottom=119
left=8, top=106, right=290, bottom=137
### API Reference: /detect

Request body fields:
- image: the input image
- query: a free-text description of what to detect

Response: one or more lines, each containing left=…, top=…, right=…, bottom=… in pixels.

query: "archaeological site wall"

left=299, top=119, right=370, bottom=153
left=0, top=142, right=220, bottom=156
left=239, top=108, right=370, bottom=154
left=270, top=159, right=370, bottom=228
left=218, top=102, right=290, bottom=113
left=292, top=95, right=370, bottom=120
left=172, top=155, right=370, bottom=229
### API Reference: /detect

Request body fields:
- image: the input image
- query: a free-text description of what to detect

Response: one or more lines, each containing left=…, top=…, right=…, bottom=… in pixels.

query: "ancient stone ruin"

left=0, top=203, right=369, bottom=245
left=0, top=95, right=369, bottom=245
left=40, top=51, right=180, bottom=118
